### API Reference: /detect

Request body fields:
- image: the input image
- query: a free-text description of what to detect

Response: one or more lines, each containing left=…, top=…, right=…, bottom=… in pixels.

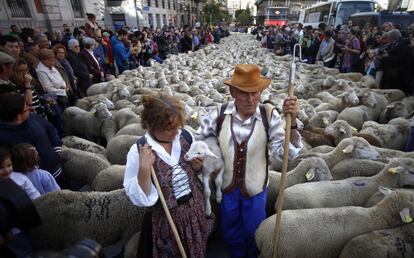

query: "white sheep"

left=360, top=118, right=411, bottom=150
left=63, top=103, right=113, bottom=142
left=324, top=119, right=383, bottom=147
left=61, top=136, right=106, bottom=156
left=308, top=110, right=338, bottom=128
left=300, top=137, right=380, bottom=170
left=340, top=192, right=414, bottom=258
left=92, top=165, right=125, bottom=192
left=106, top=135, right=140, bottom=165
left=60, top=146, right=111, bottom=186
left=378, top=101, right=410, bottom=123
left=256, top=189, right=414, bottom=258
left=75, top=94, right=114, bottom=111
left=184, top=137, right=224, bottom=216
left=281, top=158, right=414, bottom=210
left=314, top=90, right=359, bottom=112
left=266, top=157, right=332, bottom=215
left=32, top=189, right=144, bottom=250
left=330, top=158, right=386, bottom=179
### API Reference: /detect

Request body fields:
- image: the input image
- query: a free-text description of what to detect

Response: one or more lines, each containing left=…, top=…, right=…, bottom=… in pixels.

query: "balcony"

left=106, top=0, right=124, bottom=7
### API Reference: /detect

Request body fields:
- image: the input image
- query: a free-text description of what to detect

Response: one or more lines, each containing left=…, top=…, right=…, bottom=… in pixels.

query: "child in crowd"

left=0, top=147, right=39, bottom=258
left=0, top=147, right=40, bottom=199
left=11, top=143, right=61, bottom=195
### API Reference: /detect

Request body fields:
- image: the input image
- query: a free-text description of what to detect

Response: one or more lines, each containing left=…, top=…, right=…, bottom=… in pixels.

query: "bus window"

left=336, top=1, right=375, bottom=26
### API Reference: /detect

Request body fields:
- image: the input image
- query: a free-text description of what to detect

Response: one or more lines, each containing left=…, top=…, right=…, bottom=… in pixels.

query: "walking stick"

left=273, top=44, right=306, bottom=258
left=150, top=166, right=187, bottom=258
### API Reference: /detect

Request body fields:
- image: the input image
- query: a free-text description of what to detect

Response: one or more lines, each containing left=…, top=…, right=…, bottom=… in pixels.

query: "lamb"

left=184, top=137, right=224, bottom=216
left=63, top=103, right=113, bottom=142
left=281, top=158, right=414, bottom=210
left=336, top=72, right=363, bottom=82
left=60, top=146, right=111, bottom=186
left=61, top=136, right=106, bottom=156
left=85, top=81, right=109, bottom=96
left=300, top=137, right=380, bottom=170
left=256, top=189, right=414, bottom=258
left=32, top=189, right=144, bottom=250
left=360, top=118, right=410, bottom=150
left=92, top=165, right=125, bottom=192
left=330, top=158, right=386, bottom=179
left=337, top=105, right=375, bottom=130
left=114, top=99, right=135, bottom=110
left=266, top=157, right=332, bottom=215
left=340, top=196, right=414, bottom=258
left=371, top=88, right=407, bottom=102
left=110, top=85, right=131, bottom=103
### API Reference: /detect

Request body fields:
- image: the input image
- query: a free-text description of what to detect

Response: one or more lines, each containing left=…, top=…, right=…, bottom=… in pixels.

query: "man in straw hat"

left=197, top=64, right=302, bottom=257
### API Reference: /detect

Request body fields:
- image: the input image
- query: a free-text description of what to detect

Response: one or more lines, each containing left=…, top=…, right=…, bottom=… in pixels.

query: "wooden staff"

left=273, top=44, right=305, bottom=258
left=150, top=166, right=187, bottom=258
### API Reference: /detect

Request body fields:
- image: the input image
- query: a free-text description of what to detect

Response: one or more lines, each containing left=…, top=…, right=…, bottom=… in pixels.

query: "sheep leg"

left=214, top=168, right=224, bottom=203
left=202, top=173, right=212, bottom=216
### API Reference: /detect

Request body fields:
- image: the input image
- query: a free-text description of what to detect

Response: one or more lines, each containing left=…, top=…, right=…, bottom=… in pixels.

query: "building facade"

left=0, top=0, right=104, bottom=33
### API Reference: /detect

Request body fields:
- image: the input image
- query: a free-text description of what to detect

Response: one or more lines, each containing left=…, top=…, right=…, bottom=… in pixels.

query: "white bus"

left=299, top=0, right=376, bottom=28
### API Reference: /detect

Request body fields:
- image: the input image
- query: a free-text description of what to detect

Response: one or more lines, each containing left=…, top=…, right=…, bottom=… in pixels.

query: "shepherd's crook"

left=151, top=166, right=187, bottom=258
left=273, top=44, right=306, bottom=258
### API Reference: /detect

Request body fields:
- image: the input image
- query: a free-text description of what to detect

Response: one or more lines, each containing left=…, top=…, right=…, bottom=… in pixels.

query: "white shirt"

left=87, top=49, right=101, bottom=69
left=10, top=172, right=41, bottom=200
left=123, top=131, right=192, bottom=207
left=196, top=100, right=303, bottom=160
left=36, top=62, right=67, bottom=96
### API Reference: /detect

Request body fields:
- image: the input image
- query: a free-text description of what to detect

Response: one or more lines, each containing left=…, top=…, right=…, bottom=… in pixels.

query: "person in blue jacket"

left=0, top=91, right=64, bottom=186
left=111, top=28, right=131, bottom=74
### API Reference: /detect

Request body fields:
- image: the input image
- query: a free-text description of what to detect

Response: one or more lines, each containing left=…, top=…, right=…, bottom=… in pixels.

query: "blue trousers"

left=220, top=188, right=267, bottom=258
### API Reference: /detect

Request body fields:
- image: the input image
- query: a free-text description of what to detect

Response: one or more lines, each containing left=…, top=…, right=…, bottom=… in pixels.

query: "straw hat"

left=224, top=64, right=271, bottom=93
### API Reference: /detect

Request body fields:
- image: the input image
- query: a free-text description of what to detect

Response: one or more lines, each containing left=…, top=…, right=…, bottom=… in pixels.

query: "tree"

left=235, top=9, right=253, bottom=25
left=202, top=2, right=230, bottom=25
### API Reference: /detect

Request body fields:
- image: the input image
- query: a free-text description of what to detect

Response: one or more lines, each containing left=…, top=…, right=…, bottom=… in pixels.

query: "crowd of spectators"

left=0, top=13, right=232, bottom=257
left=253, top=21, right=414, bottom=96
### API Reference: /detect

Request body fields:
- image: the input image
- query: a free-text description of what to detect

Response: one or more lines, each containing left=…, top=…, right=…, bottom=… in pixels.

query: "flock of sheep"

left=31, top=33, right=414, bottom=258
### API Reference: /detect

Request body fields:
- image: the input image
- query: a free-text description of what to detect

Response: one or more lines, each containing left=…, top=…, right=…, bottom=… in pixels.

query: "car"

left=349, top=11, right=414, bottom=30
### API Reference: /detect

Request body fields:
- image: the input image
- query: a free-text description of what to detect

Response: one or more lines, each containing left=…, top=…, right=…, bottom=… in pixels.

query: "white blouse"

left=123, top=131, right=193, bottom=207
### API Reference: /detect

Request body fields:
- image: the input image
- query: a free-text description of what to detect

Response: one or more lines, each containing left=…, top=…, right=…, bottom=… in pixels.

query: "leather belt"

left=177, top=192, right=193, bottom=205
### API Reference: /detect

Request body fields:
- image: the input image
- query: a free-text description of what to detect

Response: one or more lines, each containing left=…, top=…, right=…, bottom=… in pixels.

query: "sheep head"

left=91, top=103, right=112, bottom=119
left=184, top=141, right=218, bottom=161
left=325, top=120, right=353, bottom=145
left=298, top=157, right=333, bottom=181
left=376, top=189, right=414, bottom=224
left=337, top=137, right=380, bottom=160
left=385, top=158, right=414, bottom=189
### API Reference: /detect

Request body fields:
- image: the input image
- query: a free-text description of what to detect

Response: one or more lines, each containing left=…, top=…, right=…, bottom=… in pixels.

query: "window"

left=168, top=0, right=170, bottom=9
left=147, top=0, right=151, bottom=7
left=173, top=1, right=176, bottom=10
left=148, top=13, right=154, bottom=28
left=71, top=0, right=84, bottom=18
left=163, top=14, right=167, bottom=26
left=155, top=0, right=158, bottom=8
left=162, top=0, right=165, bottom=9
left=156, top=14, right=160, bottom=28
left=6, top=0, right=31, bottom=17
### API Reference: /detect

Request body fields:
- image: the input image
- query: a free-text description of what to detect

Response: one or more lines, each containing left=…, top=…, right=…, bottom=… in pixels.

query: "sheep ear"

left=322, top=117, right=329, bottom=126
left=205, top=148, right=218, bottom=159
left=388, top=166, right=402, bottom=174
left=378, top=186, right=393, bottom=195
left=112, top=86, right=118, bottom=93
left=338, top=128, right=346, bottom=135
left=90, top=106, right=97, bottom=114
left=399, top=208, right=413, bottom=223
left=351, top=127, right=358, bottom=132
left=342, top=144, right=354, bottom=153
left=305, top=168, right=315, bottom=181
